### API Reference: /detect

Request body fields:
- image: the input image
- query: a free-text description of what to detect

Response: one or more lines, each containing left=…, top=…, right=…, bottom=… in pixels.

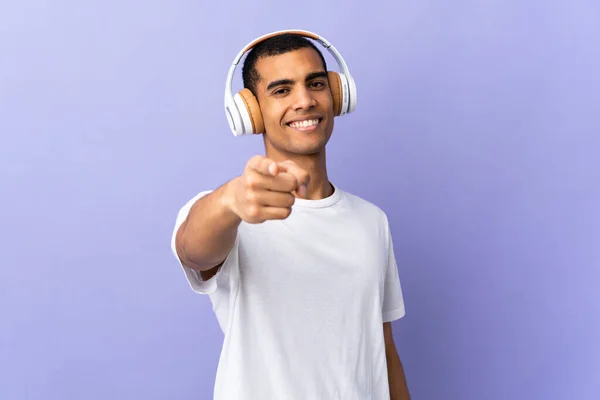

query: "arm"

left=384, top=322, right=411, bottom=400
left=174, top=156, right=310, bottom=277
left=175, top=179, right=242, bottom=274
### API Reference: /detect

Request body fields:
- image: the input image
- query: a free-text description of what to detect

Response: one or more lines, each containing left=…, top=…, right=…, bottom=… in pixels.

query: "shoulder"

left=172, top=189, right=216, bottom=232
left=340, top=188, right=388, bottom=217
left=175, top=189, right=214, bottom=214
left=338, top=187, right=391, bottom=228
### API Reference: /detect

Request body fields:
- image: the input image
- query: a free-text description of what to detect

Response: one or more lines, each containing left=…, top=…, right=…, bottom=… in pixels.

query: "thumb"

left=268, top=162, right=279, bottom=176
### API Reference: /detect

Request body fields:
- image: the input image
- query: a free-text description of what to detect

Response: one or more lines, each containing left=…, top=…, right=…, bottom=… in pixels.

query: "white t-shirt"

left=170, top=182, right=406, bottom=400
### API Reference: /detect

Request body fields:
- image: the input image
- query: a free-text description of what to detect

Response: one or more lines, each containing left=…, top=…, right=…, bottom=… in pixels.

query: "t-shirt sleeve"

left=170, top=190, right=238, bottom=295
left=382, top=216, right=406, bottom=322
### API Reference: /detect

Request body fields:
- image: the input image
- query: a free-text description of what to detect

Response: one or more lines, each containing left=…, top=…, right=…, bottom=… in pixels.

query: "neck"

left=265, top=148, right=333, bottom=200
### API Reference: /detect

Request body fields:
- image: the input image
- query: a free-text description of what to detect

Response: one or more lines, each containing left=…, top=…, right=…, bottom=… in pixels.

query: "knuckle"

left=245, top=189, right=258, bottom=203
left=287, top=176, right=299, bottom=191
left=247, top=205, right=260, bottom=218
left=281, top=207, right=292, bottom=218
left=244, top=174, right=259, bottom=189
left=247, top=155, right=264, bottom=170
left=285, top=194, right=296, bottom=207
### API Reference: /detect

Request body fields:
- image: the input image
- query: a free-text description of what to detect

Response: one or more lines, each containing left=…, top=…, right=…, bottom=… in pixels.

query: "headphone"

left=224, top=29, right=357, bottom=137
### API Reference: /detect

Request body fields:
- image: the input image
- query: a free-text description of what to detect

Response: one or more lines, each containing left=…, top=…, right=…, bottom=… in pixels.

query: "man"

left=171, top=32, right=410, bottom=399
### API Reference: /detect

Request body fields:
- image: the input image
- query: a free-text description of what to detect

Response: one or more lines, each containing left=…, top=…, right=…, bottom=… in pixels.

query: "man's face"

left=253, top=47, right=335, bottom=158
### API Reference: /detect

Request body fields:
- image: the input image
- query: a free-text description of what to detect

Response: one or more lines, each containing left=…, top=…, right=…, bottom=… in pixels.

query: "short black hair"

left=242, top=33, right=328, bottom=96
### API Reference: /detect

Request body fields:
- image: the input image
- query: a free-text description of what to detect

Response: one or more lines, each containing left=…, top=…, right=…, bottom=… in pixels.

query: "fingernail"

left=299, top=184, right=307, bottom=198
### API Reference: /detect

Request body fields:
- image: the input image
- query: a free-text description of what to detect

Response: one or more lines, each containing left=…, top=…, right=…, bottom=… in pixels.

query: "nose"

left=292, top=86, right=316, bottom=111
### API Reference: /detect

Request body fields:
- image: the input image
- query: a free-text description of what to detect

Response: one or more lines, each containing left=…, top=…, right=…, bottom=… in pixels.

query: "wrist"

left=219, top=177, right=242, bottom=224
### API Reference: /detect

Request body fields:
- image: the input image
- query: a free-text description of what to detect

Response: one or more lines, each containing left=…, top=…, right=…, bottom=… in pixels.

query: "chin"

left=292, top=147, right=324, bottom=156
left=267, top=139, right=327, bottom=158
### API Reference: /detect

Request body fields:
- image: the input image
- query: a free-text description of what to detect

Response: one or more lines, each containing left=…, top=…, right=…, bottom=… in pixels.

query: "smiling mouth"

left=286, top=118, right=323, bottom=131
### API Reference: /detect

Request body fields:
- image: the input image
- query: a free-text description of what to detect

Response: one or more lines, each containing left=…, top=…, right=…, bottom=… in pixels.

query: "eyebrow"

left=266, top=71, right=328, bottom=91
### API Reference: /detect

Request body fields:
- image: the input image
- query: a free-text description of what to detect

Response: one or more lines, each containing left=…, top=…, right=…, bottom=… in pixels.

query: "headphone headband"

left=224, top=29, right=357, bottom=136
left=236, top=30, right=320, bottom=64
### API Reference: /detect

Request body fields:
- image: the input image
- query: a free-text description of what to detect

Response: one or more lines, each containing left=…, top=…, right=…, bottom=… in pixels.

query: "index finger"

left=249, top=156, right=279, bottom=176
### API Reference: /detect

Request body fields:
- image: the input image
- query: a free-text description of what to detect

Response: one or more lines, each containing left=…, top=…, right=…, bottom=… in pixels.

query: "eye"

left=273, top=88, right=289, bottom=96
left=310, top=81, right=326, bottom=89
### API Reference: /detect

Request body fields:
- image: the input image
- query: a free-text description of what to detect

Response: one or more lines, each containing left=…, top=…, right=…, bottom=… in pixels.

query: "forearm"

left=387, top=347, right=410, bottom=400
left=176, top=179, right=242, bottom=271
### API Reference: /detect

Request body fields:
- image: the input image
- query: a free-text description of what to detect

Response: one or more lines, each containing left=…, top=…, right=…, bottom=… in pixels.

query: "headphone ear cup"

left=327, top=71, right=343, bottom=116
left=236, top=88, right=264, bottom=134
left=225, top=97, right=244, bottom=136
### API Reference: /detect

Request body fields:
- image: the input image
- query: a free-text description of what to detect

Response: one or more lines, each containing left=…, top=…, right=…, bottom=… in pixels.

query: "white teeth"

left=289, top=118, right=319, bottom=128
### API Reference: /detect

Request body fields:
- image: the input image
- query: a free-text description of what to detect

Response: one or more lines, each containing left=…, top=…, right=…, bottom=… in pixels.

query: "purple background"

left=1, top=1, right=599, bottom=399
